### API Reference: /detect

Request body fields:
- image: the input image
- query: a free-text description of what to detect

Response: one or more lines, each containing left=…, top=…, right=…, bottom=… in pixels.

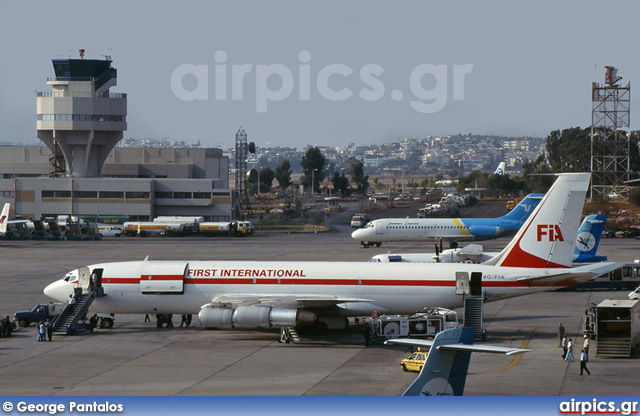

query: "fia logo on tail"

left=537, top=224, right=564, bottom=242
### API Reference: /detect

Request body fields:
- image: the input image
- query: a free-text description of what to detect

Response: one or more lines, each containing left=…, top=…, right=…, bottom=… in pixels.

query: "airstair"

left=52, top=289, right=97, bottom=335
left=596, top=337, right=632, bottom=358
left=279, top=327, right=300, bottom=343
left=463, top=295, right=484, bottom=341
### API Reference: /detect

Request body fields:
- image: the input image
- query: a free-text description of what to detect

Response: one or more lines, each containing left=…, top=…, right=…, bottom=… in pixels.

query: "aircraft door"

left=455, top=272, right=469, bottom=295
left=376, top=221, right=383, bottom=235
left=470, top=272, right=482, bottom=296
left=78, top=266, right=92, bottom=292
left=140, top=262, right=188, bottom=294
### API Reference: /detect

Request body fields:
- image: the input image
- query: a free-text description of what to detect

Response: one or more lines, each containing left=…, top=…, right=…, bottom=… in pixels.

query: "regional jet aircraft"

left=351, top=194, right=543, bottom=248
left=44, top=173, right=619, bottom=336
left=369, top=214, right=608, bottom=264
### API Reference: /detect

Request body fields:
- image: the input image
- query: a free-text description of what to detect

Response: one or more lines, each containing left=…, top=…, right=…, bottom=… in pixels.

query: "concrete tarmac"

left=1, top=213, right=639, bottom=396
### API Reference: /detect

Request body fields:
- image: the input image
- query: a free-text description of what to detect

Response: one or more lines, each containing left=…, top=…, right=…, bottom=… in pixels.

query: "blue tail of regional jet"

left=573, top=214, right=607, bottom=263
left=386, top=327, right=529, bottom=396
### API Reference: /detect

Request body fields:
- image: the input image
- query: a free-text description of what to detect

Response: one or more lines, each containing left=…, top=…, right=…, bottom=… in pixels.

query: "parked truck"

left=13, top=303, right=66, bottom=327
left=14, top=303, right=114, bottom=332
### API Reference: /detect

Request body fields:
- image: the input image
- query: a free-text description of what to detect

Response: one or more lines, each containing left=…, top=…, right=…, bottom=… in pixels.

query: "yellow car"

left=400, top=350, right=428, bottom=372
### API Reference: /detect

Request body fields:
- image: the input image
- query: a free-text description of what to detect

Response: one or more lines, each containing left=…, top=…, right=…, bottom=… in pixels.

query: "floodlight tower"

left=234, top=127, right=255, bottom=196
left=590, top=66, right=631, bottom=200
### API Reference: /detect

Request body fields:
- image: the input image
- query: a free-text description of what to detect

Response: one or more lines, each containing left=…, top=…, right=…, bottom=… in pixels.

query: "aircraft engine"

left=468, top=225, right=501, bottom=238
left=198, top=305, right=316, bottom=329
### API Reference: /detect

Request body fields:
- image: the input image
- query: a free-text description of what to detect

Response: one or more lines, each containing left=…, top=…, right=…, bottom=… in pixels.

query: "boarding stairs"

left=279, top=327, right=300, bottom=344
left=596, top=337, right=632, bottom=358
left=52, top=289, right=97, bottom=334
left=463, top=295, right=484, bottom=341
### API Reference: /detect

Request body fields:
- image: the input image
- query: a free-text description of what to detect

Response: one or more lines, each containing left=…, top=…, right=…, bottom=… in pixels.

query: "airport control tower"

left=36, top=52, right=127, bottom=177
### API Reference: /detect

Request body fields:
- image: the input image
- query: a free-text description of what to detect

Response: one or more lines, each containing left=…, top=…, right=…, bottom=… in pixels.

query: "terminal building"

left=0, top=55, right=235, bottom=221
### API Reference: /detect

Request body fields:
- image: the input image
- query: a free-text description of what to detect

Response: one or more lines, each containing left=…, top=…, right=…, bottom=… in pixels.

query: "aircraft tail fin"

left=386, top=327, right=529, bottom=396
left=499, top=193, right=544, bottom=222
left=494, top=162, right=506, bottom=175
left=573, top=214, right=607, bottom=262
left=488, top=173, right=590, bottom=268
left=0, top=203, right=10, bottom=234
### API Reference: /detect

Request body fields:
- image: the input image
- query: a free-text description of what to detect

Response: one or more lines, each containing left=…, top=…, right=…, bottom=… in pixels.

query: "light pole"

left=311, top=168, right=318, bottom=196
left=257, top=169, right=260, bottom=198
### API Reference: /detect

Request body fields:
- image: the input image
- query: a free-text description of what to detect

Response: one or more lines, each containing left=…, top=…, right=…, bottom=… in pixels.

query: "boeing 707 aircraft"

left=351, top=193, right=543, bottom=248
left=44, top=174, right=618, bottom=337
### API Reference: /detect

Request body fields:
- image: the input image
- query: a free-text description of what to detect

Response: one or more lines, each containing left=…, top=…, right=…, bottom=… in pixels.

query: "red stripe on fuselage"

left=99, top=276, right=532, bottom=288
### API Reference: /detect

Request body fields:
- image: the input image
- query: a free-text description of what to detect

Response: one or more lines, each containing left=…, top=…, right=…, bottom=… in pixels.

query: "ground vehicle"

left=98, top=225, right=123, bottom=237
left=137, top=221, right=184, bottom=237
left=236, top=221, right=255, bottom=236
left=570, top=262, right=640, bottom=290
left=367, top=309, right=458, bottom=344
left=154, top=216, right=203, bottom=234
left=351, top=213, right=370, bottom=228
left=14, top=303, right=65, bottom=327
left=123, top=222, right=140, bottom=237
left=595, top=299, right=640, bottom=357
left=401, top=349, right=428, bottom=372
left=198, top=221, right=235, bottom=236
left=417, top=203, right=460, bottom=218
left=324, top=197, right=341, bottom=212
left=0, top=316, right=16, bottom=337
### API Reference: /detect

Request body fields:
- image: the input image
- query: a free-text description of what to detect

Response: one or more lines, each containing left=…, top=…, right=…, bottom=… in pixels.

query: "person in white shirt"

left=564, top=337, right=575, bottom=362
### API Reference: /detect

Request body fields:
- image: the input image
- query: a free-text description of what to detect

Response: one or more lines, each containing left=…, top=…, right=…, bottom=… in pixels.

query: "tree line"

left=457, top=127, right=640, bottom=200
left=250, top=146, right=369, bottom=197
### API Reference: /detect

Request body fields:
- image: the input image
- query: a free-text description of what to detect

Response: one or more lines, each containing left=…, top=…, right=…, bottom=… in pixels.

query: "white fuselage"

left=44, top=260, right=592, bottom=316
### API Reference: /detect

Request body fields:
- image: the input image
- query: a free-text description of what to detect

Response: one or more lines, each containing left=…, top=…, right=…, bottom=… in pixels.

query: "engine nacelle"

left=468, top=225, right=501, bottom=238
left=198, top=307, right=234, bottom=329
left=198, top=305, right=316, bottom=329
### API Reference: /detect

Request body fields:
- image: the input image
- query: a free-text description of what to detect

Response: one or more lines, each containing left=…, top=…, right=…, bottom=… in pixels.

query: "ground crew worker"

left=580, top=349, right=590, bottom=375
left=558, top=322, right=565, bottom=347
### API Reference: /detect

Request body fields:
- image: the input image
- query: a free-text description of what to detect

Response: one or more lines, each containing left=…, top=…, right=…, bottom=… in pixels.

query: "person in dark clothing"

left=580, top=349, right=590, bottom=375
left=558, top=322, right=565, bottom=347
left=45, top=318, right=53, bottom=341
left=4, top=316, right=12, bottom=336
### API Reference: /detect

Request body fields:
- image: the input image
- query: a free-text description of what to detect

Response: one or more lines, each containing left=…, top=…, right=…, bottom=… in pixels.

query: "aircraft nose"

left=351, top=229, right=363, bottom=239
left=44, top=280, right=69, bottom=302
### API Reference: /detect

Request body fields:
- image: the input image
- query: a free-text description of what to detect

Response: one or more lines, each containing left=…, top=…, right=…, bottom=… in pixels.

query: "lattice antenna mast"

left=590, top=66, right=631, bottom=200
left=235, top=127, right=248, bottom=196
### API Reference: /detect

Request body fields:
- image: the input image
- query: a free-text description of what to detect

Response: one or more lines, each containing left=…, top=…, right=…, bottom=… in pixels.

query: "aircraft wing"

left=208, top=294, right=374, bottom=309
left=456, top=244, right=483, bottom=257
left=516, top=262, right=623, bottom=286
left=385, top=338, right=529, bottom=356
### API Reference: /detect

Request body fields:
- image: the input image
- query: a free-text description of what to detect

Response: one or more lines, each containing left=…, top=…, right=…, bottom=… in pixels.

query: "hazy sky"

left=1, top=1, right=638, bottom=150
